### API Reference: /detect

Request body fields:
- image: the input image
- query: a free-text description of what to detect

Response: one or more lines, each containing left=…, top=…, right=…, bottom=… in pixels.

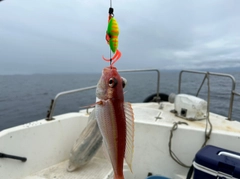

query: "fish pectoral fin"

left=124, top=102, right=134, bottom=172
left=87, top=108, right=97, bottom=122
left=79, top=104, right=96, bottom=109
left=67, top=163, right=77, bottom=172
left=101, top=140, right=111, bottom=162
left=79, top=101, right=104, bottom=109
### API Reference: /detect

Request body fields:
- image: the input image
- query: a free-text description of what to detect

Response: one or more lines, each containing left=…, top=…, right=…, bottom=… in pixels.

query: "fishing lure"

left=102, top=10, right=121, bottom=66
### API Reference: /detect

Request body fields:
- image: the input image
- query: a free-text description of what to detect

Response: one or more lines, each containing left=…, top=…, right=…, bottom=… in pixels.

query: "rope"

left=168, top=72, right=213, bottom=168
left=201, top=72, right=212, bottom=148
left=196, top=75, right=207, bottom=97
left=168, top=121, right=190, bottom=168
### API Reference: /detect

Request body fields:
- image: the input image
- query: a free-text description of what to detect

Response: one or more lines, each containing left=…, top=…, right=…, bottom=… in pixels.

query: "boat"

left=1, top=69, right=240, bottom=179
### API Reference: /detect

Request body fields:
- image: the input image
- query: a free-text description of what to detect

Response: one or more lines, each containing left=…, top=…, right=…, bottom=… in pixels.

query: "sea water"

left=0, top=71, right=240, bottom=131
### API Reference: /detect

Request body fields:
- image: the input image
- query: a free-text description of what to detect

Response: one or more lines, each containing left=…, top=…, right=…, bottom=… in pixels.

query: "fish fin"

left=87, top=108, right=96, bottom=123
left=124, top=102, right=134, bottom=172
left=67, top=163, right=77, bottom=172
left=79, top=101, right=104, bottom=109
left=101, top=140, right=111, bottom=162
left=79, top=104, right=96, bottom=109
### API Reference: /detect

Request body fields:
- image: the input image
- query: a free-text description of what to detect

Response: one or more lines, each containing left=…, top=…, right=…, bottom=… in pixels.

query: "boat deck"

left=21, top=157, right=188, bottom=179
left=3, top=102, right=239, bottom=179
left=132, top=102, right=240, bottom=134
left=22, top=157, right=112, bottom=179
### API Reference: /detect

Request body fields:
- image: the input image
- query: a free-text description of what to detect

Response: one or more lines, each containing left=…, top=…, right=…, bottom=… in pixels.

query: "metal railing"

left=234, top=91, right=240, bottom=97
left=46, top=86, right=97, bottom=121
left=46, top=68, right=239, bottom=121
left=178, top=70, right=237, bottom=120
left=46, top=69, right=160, bottom=120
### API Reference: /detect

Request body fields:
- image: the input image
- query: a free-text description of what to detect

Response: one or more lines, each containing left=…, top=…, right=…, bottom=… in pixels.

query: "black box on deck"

left=193, top=145, right=240, bottom=179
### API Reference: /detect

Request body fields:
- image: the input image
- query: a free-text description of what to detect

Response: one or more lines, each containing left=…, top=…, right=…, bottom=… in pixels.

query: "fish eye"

left=121, top=77, right=127, bottom=88
left=109, top=77, right=118, bottom=88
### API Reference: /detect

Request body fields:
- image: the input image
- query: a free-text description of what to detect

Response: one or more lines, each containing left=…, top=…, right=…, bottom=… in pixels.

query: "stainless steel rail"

left=46, top=86, right=97, bottom=120
left=178, top=70, right=236, bottom=120
left=234, top=91, right=240, bottom=97
left=46, top=69, right=160, bottom=120
left=119, top=69, right=160, bottom=101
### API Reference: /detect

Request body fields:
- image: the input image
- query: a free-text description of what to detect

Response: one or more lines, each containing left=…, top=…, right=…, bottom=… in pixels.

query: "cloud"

left=0, top=0, right=240, bottom=74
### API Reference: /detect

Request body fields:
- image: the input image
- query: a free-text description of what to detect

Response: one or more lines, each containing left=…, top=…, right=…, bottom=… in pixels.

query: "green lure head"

left=107, top=18, right=119, bottom=53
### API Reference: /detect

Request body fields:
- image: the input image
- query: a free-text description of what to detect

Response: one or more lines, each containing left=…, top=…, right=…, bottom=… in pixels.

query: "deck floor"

left=22, top=157, right=112, bottom=179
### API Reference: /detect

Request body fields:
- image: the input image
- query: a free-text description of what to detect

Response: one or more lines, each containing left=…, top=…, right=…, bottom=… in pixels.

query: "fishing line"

left=109, top=0, right=113, bottom=67
left=110, top=49, right=112, bottom=67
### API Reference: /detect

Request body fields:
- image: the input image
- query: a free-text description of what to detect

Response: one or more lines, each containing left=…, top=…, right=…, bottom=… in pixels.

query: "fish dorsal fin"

left=124, top=102, right=134, bottom=172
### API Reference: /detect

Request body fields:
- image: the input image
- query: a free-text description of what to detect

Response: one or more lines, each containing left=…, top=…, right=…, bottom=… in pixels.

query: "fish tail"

left=114, top=174, right=124, bottom=179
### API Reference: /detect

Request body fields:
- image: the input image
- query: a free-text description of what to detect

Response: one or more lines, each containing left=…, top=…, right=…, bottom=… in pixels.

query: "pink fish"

left=95, top=66, right=134, bottom=179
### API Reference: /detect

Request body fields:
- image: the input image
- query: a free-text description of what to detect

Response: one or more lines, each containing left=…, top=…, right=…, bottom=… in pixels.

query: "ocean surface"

left=0, top=70, right=240, bottom=131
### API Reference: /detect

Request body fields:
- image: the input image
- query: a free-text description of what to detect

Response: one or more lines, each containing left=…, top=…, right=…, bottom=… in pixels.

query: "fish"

left=67, top=109, right=103, bottom=172
left=95, top=66, right=134, bottom=179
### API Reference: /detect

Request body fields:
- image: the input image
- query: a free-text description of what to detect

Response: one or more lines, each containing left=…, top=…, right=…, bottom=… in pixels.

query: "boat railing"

left=234, top=91, right=240, bottom=97
left=178, top=70, right=237, bottom=120
left=46, top=69, right=160, bottom=121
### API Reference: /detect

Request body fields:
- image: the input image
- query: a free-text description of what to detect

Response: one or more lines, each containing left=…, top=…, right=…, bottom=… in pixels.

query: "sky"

left=0, top=0, right=240, bottom=74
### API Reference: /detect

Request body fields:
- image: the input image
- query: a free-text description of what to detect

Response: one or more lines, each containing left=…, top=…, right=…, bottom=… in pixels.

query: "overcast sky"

left=0, top=0, right=240, bottom=74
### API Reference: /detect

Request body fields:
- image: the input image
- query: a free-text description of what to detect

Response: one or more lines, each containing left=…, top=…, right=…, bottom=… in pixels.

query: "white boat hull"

left=1, top=102, right=240, bottom=179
